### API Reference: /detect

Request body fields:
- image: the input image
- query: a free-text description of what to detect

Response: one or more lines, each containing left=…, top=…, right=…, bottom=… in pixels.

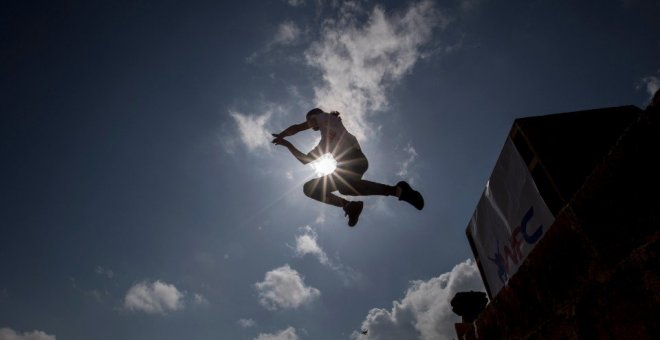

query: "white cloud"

left=396, top=143, right=419, bottom=177
left=193, top=293, right=209, bottom=305
left=253, top=327, right=299, bottom=340
left=286, top=0, right=305, bottom=7
left=305, top=1, right=444, bottom=140
left=255, top=264, right=320, bottom=310
left=273, top=21, right=302, bottom=46
left=314, top=211, right=326, bottom=224
left=237, top=318, right=257, bottom=328
left=231, top=110, right=273, bottom=151
left=295, top=226, right=330, bottom=265
left=287, top=85, right=301, bottom=98
left=351, top=259, right=485, bottom=340
left=293, top=226, right=364, bottom=286
left=460, top=0, right=481, bottom=12
left=123, top=280, right=185, bottom=314
left=0, top=328, right=55, bottom=340
left=642, top=74, right=659, bottom=99
left=86, top=289, right=109, bottom=303
left=247, top=21, right=302, bottom=63
left=95, top=266, right=114, bottom=279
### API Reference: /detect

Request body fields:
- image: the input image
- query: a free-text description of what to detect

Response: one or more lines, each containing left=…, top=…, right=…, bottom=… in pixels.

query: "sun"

left=309, top=153, right=337, bottom=177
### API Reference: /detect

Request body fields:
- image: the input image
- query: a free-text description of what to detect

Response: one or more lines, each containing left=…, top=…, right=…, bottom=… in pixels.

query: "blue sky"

left=1, top=0, right=659, bottom=339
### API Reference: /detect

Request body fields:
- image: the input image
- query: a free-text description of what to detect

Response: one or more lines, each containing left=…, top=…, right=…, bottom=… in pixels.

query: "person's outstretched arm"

left=271, top=136, right=315, bottom=165
left=272, top=122, right=309, bottom=138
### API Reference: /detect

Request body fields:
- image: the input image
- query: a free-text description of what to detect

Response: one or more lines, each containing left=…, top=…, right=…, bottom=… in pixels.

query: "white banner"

left=467, top=138, right=555, bottom=297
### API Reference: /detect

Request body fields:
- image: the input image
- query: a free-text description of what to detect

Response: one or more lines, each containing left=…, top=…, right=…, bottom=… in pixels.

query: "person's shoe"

left=396, top=181, right=424, bottom=210
left=343, top=201, right=364, bottom=227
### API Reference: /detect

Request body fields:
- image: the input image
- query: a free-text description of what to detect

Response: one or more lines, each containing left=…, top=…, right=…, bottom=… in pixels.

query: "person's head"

left=306, top=108, right=324, bottom=130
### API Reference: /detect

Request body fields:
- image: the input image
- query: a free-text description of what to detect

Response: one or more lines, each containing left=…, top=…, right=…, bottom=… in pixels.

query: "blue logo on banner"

left=489, top=206, right=544, bottom=284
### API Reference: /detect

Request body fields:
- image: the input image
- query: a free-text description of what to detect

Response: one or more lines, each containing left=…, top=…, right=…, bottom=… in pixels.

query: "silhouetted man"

left=272, top=108, right=424, bottom=226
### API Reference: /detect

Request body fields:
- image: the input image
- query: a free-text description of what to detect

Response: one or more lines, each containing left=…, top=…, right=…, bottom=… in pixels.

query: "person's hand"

left=271, top=135, right=292, bottom=148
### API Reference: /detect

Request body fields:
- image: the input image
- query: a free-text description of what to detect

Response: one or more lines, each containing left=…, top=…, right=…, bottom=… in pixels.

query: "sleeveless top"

left=307, top=112, right=361, bottom=159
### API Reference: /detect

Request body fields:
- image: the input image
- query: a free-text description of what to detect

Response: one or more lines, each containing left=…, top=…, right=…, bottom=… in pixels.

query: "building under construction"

left=454, top=102, right=659, bottom=339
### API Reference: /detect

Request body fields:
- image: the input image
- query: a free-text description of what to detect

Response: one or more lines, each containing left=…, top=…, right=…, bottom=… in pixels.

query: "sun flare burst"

left=309, top=153, right=337, bottom=177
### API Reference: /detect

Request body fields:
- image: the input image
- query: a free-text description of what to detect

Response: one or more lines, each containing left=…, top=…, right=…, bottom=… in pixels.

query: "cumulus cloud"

left=231, top=110, right=273, bottom=151
left=396, top=143, right=419, bottom=177
left=292, top=226, right=363, bottom=285
left=314, top=211, right=326, bottom=224
left=253, top=327, right=299, bottom=340
left=193, top=293, right=209, bottom=305
left=237, top=318, right=257, bottom=328
left=351, top=259, right=485, bottom=340
left=642, top=74, right=659, bottom=99
left=273, top=21, right=302, bottom=46
left=247, top=20, right=303, bottom=63
left=305, top=1, right=444, bottom=140
left=123, top=280, right=185, bottom=314
left=86, top=289, right=110, bottom=303
left=95, top=266, right=114, bottom=279
left=0, top=328, right=55, bottom=340
left=286, top=0, right=305, bottom=7
left=459, top=0, right=481, bottom=12
left=255, top=264, right=320, bottom=310
left=295, top=226, right=330, bottom=265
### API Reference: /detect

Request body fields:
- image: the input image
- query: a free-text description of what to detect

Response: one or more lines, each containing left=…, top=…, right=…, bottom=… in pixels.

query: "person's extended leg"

left=394, top=181, right=424, bottom=210
left=334, top=151, right=424, bottom=210
left=335, top=176, right=424, bottom=210
left=332, top=156, right=395, bottom=196
left=338, top=178, right=397, bottom=196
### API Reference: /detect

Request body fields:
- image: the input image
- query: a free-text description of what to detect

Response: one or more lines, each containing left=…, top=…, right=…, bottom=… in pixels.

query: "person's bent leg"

left=304, top=176, right=365, bottom=226
left=303, top=176, right=346, bottom=207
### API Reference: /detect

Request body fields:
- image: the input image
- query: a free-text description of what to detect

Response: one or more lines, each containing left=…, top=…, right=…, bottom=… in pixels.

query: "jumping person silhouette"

left=272, top=108, right=424, bottom=226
